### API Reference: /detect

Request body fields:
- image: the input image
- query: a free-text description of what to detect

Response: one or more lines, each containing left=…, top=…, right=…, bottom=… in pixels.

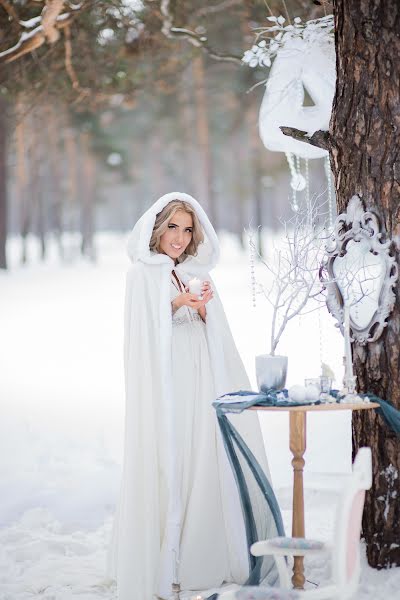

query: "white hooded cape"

left=107, top=192, right=271, bottom=600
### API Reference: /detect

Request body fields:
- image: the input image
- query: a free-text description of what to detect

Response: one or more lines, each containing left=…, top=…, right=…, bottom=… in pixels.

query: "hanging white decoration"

left=286, top=152, right=306, bottom=192
left=324, top=155, right=335, bottom=228
left=285, top=152, right=303, bottom=211
left=243, top=15, right=335, bottom=160
left=248, top=228, right=257, bottom=308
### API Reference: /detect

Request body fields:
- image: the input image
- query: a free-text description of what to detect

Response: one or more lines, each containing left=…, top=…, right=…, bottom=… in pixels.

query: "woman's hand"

left=201, top=281, right=213, bottom=299
left=190, top=281, right=214, bottom=322
left=172, top=292, right=199, bottom=312
left=188, top=280, right=213, bottom=308
left=171, top=281, right=214, bottom=315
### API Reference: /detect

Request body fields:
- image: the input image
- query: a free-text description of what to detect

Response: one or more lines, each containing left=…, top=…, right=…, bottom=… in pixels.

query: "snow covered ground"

left=1, top=233, right=399, bottom=600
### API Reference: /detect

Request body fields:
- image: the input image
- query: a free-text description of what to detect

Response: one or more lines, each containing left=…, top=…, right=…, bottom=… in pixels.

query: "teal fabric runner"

left=214, top=389, right=400, bottom=438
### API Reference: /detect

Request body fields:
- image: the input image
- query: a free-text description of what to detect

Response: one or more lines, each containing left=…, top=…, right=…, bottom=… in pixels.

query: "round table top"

left=248, top=401, right=380, bottom=413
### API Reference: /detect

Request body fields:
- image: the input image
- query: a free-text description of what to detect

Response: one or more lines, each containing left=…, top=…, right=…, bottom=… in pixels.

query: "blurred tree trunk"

left=64, top=121, right=79, bottom=258
left=232, top=104, right=247, bottom=247
left=47, top=104, right=64, bottom=259
left=15, top=99, right=29, bottom=264
left=80, top=131, right=96, bottom=260
left=152, top=133, right=165, bottom=198
left=179, top=65, right=197, bottom=194
left=193, top=54, right=217, bottom=227
left=330, top=0, right=400, bottom=568
left=248, top=96, right=264, bottom=257
left=237, top=6, right=256, bottom=250
left=0, top=99, right=7, bottom=269
left=65, top=124, right=78, bottom=224
left=234, top=132, right=246, bottom=248
left=29, top=111, right=46, bottom=260
left=36, top=184, right=46, bottom=260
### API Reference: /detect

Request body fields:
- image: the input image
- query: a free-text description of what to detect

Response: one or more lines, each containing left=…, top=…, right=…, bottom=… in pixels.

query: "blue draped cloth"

left=214, top=389, right=400, bottom=438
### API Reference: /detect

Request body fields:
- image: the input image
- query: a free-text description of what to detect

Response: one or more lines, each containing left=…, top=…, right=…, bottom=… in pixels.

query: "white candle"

left=188, top=277, right=202, bottom=297
left=344, top=304, right=354, bottom=379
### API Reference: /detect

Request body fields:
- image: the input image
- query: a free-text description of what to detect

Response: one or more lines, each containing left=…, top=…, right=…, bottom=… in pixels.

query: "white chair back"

left=332, top=447, right=372, bottom=597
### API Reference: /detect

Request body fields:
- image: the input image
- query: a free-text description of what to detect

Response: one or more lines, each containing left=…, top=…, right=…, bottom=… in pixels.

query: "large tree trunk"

left=331, top=0, right=400, bottom=568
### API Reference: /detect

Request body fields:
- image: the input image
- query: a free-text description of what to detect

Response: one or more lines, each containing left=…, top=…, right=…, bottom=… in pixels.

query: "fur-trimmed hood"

left=126, top=192, right=219, bottom=277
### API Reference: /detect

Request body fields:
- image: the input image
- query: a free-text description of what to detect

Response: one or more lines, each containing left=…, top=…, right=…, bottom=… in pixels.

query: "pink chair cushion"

left=269, top=536, right=324, bottom=551
left=234, top=586, right=299, bottom=600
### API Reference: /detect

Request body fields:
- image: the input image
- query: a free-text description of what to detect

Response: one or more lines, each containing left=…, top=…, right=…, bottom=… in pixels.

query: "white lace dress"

left=168, top=274, right=230, bottom=593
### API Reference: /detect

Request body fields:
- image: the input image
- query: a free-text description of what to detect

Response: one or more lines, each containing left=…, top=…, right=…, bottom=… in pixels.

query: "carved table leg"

left=289, top=411, right=307, bottom=590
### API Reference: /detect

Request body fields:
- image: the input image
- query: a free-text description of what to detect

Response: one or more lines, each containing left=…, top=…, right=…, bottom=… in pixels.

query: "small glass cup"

left=319, top=376, right=332, bottom=394
left=304, top=377, right=321, bottom=391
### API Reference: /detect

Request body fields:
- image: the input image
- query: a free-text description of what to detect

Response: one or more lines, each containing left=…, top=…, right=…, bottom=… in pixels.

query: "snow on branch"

left=0, top=1, right=81, bottom=64
left=0, top=26, right=47, bottom=62
left=42, top=0, right=66, bottom=44
left=160, top=0, right=242, bottom=64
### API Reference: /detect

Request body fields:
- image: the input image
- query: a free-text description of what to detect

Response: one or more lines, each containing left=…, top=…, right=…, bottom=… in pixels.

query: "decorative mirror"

left=324, top=195, right=398, bottom=344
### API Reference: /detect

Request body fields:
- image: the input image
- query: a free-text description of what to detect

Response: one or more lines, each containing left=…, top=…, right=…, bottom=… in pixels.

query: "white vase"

left=255, top=354, right=288, bottom=392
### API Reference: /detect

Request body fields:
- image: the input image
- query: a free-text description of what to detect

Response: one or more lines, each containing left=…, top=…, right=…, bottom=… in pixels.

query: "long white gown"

left=168, top=274, right=230, bottom=592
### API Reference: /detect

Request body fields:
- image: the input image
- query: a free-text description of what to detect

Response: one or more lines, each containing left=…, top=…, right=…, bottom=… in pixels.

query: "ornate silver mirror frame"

left=324, top=195, right=398, bottom=344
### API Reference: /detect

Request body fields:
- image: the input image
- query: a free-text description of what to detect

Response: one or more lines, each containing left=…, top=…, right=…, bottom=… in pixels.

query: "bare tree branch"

left=160, top=0, right=243, bottom=64
left=42, top=0, right=65, bottom=44
left=63, top=23, right=90, bottom=102
left=280, top=126, right=332, bottom=151
left=0, top=2, right=79, bottom=64
left=195, top=0, right=242, bottom=18
left=0, top=27, right=46, bottom=63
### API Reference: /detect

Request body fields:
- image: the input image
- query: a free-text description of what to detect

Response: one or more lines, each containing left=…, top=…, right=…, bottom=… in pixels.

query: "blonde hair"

left=150, top=200, right=204, bottom=260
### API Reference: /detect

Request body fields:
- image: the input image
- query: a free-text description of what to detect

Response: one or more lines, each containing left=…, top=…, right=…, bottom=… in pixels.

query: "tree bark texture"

left=331, top=0, right=400, bottom=568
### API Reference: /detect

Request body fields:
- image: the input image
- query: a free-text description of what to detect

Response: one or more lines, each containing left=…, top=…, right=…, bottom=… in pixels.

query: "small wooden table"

left=249, top=402, right=379, bottom=590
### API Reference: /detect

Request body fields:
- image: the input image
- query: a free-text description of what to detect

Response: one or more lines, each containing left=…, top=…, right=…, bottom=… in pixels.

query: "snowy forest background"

left=3, top=1, right=400, bottom=599
left=0, top=0, right=329, bottom=266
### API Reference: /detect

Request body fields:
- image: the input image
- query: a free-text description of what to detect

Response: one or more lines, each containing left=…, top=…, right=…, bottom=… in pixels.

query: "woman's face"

left=159, top=210, right=193, bottom=260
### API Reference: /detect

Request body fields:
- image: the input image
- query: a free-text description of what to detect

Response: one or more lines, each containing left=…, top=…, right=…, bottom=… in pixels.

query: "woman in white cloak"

left=107, top=192, right=276, bottom=600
